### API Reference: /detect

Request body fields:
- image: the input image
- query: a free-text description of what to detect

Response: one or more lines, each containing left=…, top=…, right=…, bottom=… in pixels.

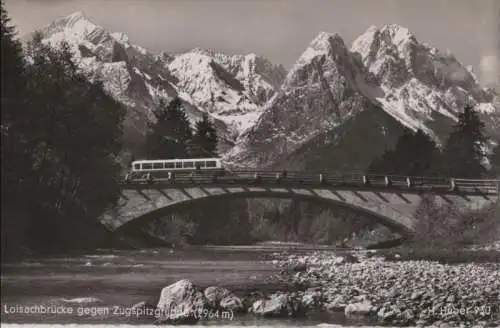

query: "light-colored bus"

left=131, top=158, right=223, bottom=172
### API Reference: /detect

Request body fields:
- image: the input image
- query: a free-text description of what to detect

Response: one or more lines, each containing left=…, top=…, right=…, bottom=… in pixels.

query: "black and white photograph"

left=1, top=0, right=500, bottom=327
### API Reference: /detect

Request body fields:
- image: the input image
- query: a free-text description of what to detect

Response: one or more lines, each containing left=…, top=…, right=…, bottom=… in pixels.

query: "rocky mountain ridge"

left=28, top=13, right=499, bottom=169
left=225, top=25, right=500, bottom=169
left=29, top=11, right=286, bottom=155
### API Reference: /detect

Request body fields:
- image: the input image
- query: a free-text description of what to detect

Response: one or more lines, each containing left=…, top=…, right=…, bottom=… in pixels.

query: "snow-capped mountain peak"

left=29, top=14, right=498, bottom=168
left=348, top=24, right=499, bottom=143
left=65, top=11, right=87, bottom=23
left=294, top=32, right=346, bottom=69
left=165, top=48, right=286, bottom=138
left=379, top=24, right=416, bottom=44
left=110, top=32, right=130, bottom=44
left=351, top=24, right=416, bottom=80
left=39, top=11, right=108, bottom=45
left=226, top=25, right=499, bottom=169
left=29, top=12, right=287, bottom=158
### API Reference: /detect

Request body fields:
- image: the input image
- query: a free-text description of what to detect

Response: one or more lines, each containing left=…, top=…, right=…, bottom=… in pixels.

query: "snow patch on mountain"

left=162, top=48, right=285, bottom=138
left=351, top=24, right=499, bottom=141
left=27, top=11, right=287, bottom=156
left=27, top=13, right=499, bottom=166
left=227, top=25, right=500, bottom=167
left=225, top=31, right=374, bottom=167
left=167, top=51, right=259, bottom=136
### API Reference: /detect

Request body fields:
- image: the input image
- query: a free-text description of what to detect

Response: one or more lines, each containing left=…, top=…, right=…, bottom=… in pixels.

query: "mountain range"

left=29, top=12, right=500, bottom=170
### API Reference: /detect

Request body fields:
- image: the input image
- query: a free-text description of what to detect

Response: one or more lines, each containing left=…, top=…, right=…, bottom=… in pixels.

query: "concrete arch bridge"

left=100, top=171, right=500, bottom=237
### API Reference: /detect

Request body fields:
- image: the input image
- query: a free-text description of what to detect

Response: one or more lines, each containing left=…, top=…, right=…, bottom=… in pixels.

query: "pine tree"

left=368, top=129, right=441, bottom=176
left=2, top=30, right=125, bottom=254
left=442, top=105, right=488, bottom=178
left=1, top=1, right=32, bottom=255
left=146, top=98, right=192, bottom=158
left=24, top=36, right=125, bottom=212
left=1, top=1, right=25, bottom=101
left=188, top=112, right=218, bottom=158
left=1, top=1, right=31, bottom=209
left=490, top=144, right=500, bottom=178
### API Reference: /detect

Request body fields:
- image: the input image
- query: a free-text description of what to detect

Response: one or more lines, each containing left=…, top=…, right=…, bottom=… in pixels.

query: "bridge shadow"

left=330, top=190, right=346, bottom=202
left=352, top=191, right=368, bottom=202
left=439, top=195, right=454, bottom=205
left=136, top=189, right=151, bottom=201
left=156, top=188, right=173, bottom=201
left=395, top=193, right=412, bottom=204
left=373, top=192, right=389, bottom=203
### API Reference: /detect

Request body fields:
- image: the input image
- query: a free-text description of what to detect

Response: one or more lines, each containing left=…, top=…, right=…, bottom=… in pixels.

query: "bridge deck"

left=121, top=171, right=500, bottom=196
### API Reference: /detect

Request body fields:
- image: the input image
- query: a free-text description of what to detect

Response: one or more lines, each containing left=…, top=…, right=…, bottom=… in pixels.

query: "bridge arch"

left=101, top=186, right=423, bottom=237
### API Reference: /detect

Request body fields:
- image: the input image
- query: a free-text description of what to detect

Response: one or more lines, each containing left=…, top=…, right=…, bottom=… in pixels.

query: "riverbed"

left=1, top=244, right=353, bottom=326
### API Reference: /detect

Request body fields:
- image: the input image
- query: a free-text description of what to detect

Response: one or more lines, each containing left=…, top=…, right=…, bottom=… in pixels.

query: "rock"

left=301, top=289, right=322, bottom=309
left=352, top=294, right=370, bottom=302
left=401, top=308, right=416, bottom=324
left=271, top=250, right=500, bottom=327
left=377, top=306, right=397, bottom=321
left=281, top=263, right=308, bottom=274
left=325, top=295, right=347, bottom=311
left=242, top=291, right=265, bottom=311
left=250, top=293, right=303, bottom=317
left=220, top=294, right=244, bottom=312
left=301, top=293, right=315, bottom=309
left=446, top=295, right=456, bottom=303
left=411, top=291, right=424, bottom=300
left=203, top=286, right=243, bottom=312
left=344, top=300, right=373, bottom=318
left=204, top=286, right=231, bottom=308
left=156, top=279, right=207, bottom=324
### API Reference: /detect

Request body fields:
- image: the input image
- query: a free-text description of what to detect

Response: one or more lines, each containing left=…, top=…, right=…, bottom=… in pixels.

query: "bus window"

left=143, top=163, right=153, bottom=170
left=134, top=164, right=140, bottom=170
left=198, top=161, right=206, bottom=168
left=175, top=162, right=183, bottom=169
left=165, top=162, right=175, bottom=169
left=183, top=161, right=194, bottom=168
left=206, top=161, right=217, bottom=168
left=153, top=163, right=163, bottom=169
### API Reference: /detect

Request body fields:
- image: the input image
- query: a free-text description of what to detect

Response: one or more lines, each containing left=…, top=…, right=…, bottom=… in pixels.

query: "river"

left=1, top=244, right=379, bottom=327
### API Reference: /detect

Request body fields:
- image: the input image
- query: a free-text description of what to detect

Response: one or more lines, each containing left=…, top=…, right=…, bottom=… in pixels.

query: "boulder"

left=220, top=294, right=244, bottom=312
left=301, top=288, right=323, bottom=309
left=344, top=300, right=374, bottom=318
left=250, top=293, right=303, bottom=317
left=156, top=279, right=207, bottom=324
left=377, top=306, right=397, bottom=321
left=242, top=291, right=265, bottom=311
left=203, top=286, right=244, bottom=312
left=325, top=295, right=347, bottom=311
left=204, top=286, right=231, bottom=308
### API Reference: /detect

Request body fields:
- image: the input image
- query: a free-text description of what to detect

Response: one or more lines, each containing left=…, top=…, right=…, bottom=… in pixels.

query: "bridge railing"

left=121, top=170, right=500, bottom=196
left=454, top=178, right=500, bottom=194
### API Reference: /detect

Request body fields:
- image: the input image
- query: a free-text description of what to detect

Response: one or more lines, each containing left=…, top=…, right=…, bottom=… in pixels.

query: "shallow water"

left=1, top=245, right=366, bottom=326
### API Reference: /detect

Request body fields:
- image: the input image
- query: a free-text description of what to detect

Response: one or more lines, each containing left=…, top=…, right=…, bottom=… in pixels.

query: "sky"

left=4, top=0, right=500, bottom=86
